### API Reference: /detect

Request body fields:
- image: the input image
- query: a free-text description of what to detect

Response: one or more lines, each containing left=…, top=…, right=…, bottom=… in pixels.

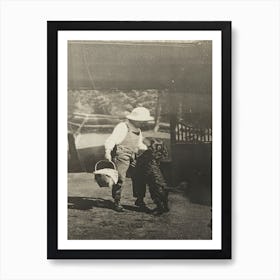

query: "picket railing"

left=175, top=121, right=212, bottom=144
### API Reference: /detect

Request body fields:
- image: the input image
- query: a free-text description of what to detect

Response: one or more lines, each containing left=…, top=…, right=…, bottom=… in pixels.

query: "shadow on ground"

left=122, top=204, right=153, bottom=213
left=68, top=196, right=152, bottom=213
left=68, top=196, right=115, bottom=211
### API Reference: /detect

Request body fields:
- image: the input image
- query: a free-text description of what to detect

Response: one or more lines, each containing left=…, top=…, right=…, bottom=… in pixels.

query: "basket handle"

left=95, top=160, right=116, bottom=171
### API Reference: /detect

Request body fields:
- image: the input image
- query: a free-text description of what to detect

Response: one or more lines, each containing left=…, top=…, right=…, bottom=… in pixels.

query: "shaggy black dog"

left=136, top=138, right=169, bottom=214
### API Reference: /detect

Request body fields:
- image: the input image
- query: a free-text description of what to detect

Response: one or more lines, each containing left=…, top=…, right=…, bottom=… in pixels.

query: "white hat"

left=126, top=107, right=154, bottom=122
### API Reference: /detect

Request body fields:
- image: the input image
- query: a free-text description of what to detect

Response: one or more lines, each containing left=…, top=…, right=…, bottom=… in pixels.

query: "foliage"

left=68, top=89, right=169, bottom=121
left=68, top=89, right=211, bottom=129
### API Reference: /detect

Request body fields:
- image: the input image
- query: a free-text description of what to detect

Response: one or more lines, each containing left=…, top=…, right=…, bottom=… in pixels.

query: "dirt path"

left=68, top=173, right=212, bottom=240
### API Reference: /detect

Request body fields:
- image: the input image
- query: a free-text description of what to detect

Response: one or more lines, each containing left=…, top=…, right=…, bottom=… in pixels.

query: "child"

left=135, top=137, right=169, bottom=215
left=104, top=107, right=154, bottom=212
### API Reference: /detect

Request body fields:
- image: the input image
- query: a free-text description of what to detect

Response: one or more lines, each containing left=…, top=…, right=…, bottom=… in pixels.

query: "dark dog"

left=137, top=138, right=169, bottom=214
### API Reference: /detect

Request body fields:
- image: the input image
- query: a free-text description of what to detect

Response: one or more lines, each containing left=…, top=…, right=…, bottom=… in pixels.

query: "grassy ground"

left=68, top=173, right=212, bottom=240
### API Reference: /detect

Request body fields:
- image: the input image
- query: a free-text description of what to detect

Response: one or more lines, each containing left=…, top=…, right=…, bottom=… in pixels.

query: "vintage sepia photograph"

left=48, top=21, right=231, bottom=259
left=67, top=40, right=212, bottom=240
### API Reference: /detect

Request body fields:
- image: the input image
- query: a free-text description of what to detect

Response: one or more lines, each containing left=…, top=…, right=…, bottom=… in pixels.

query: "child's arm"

left=138, top=131, right=148, bottom=151
left=104, top=122, right=128, bottom=160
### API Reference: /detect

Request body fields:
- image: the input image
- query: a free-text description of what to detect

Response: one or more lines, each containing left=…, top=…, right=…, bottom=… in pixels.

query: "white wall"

left=0, top=0, right=279, bottom=279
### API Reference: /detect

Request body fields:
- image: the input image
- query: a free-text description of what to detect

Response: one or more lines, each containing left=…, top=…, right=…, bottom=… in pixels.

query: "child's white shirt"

left=104, top=122, right=147, bottom=152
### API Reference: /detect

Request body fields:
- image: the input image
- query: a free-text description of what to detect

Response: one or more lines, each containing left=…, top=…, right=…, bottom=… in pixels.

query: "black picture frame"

left=47, top=21, right=231, bottom=259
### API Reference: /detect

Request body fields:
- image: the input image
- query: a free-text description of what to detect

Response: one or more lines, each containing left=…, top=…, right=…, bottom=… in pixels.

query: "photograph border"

left=47, top=21, right=231, bottom=259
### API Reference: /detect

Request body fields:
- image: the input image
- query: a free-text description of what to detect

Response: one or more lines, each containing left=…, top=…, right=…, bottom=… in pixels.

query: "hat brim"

left=126, top=115, right=154, bottom=122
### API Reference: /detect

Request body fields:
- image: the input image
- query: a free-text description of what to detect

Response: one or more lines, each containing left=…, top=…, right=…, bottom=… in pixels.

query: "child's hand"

left=105, top=150, right=112, bottom=161
left=130, top=160, right=136, bottom=168
left=143, top=137, right=151, bottom=147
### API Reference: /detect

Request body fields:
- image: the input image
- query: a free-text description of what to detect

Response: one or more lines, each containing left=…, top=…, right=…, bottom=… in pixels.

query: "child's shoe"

left=114, top=200, right=124, bottom=212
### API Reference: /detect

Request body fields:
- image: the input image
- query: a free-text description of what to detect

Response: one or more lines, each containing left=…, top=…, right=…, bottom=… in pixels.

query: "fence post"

left=68, top=133, right=82, bottom=172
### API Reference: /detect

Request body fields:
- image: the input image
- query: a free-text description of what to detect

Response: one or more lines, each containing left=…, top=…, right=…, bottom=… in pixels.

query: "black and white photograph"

left=3, top=0, right=280, bottom=278
left=67, top=39, right=212, bottom=240
left=48, top=21, right=231, bottom=259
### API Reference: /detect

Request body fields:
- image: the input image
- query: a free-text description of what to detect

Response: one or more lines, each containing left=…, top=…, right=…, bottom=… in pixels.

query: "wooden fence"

left=175, top=122, right=212, bottom=144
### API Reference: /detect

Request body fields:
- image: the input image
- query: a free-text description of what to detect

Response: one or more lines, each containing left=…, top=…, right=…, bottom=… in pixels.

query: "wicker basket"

left=94, top=160, right=118, bottom=188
